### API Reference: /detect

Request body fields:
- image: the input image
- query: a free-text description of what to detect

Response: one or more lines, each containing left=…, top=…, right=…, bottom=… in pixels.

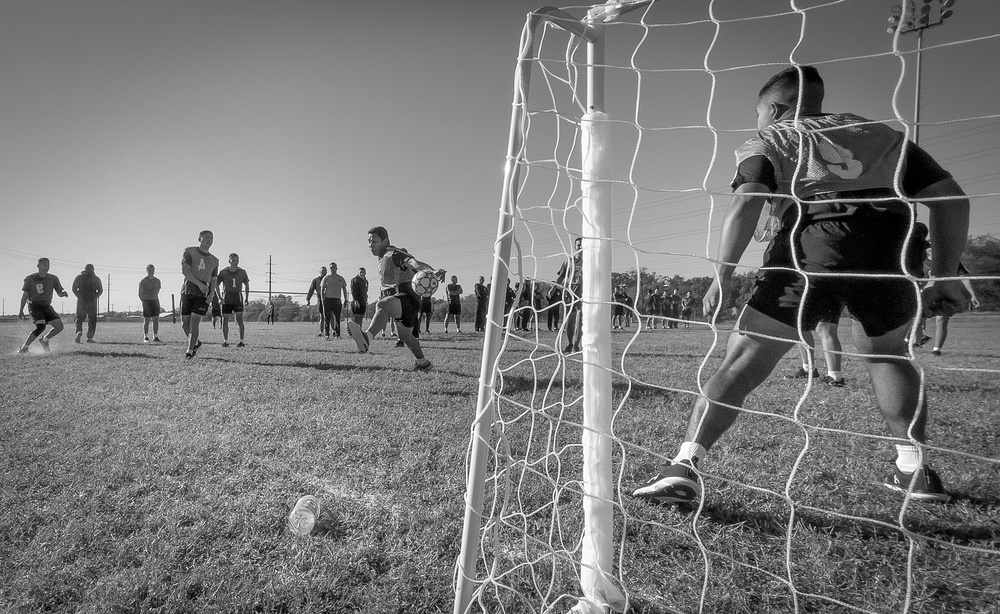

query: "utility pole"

left=107, top=273, right=111, bottom=316
left=268, top=255, right=273, bottom=302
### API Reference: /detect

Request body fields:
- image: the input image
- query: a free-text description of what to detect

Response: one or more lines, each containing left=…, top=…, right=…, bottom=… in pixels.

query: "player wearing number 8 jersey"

left=633, top=66, right=970, bottom=506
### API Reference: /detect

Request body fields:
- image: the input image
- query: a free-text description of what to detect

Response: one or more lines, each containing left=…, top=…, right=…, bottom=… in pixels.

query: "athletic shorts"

left=396, top=293, right=420, bottom=328
left=181, top=294, right=210, bottom=317
left=747, top=212, right=917, bottom=338
left=420, top=297, right=433, bottom=315
left=222, top=302, right=244, bottom=315
left=141, top=299, right=160, bottom=318
left=448, top=302, right=462, bottom=315
left=351, top=300, right=367, bottom=314
left=29, top=303, right=60, bottom=324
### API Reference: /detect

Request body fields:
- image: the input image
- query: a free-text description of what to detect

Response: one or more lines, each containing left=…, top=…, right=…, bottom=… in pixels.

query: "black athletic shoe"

left=633, top=460, right=701, bottom=506
left=821, top=375, right=846, bottom=387
left=883, top=465, right=949, bottom=503
left=786, top=366, right=820, bottom=380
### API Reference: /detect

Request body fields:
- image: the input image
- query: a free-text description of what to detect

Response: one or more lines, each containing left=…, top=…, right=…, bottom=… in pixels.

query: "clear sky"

left=1, top=0, right=998, bottom=314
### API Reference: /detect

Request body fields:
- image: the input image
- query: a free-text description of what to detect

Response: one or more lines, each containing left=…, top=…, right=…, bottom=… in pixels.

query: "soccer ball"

left=411, top=270, right=439, bottom=299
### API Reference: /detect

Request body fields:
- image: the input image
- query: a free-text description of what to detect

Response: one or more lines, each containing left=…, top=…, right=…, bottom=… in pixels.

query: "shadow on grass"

left=691, top=499, right=1000, bottom=546
left=74, top=350, right=164, bottom=359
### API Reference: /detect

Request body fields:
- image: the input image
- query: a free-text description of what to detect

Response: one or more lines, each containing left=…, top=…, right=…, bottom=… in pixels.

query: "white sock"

left=802, top=363, right=812, bottom=372
left=827, top=370, right=842, bottom=380
left=932, top=347, right=941, bottom=352
left=672, top=442, right=707, bottom=467
left=895, top=444, right=923, bottom=473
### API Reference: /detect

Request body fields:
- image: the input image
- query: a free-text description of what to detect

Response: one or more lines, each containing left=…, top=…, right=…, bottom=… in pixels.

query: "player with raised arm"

left=217, top=253, right=250, bottom=348
left=632, top=66, right=969, bottom=506
left=180, top=230, right=219, bottom=359
left=138, top=264, right=162, bottom=343
left=17, top=257, right=69, bottom=354
left=346, top=226, right=445, bottom=371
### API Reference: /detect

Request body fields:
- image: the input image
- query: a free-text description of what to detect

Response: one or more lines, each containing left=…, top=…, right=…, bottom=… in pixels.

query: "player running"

left=217, top=253, right=250, bottom=347
left=17, top=258, right=70, bottom=354
left=347, top=226, right=445, bottom=370
left=632, top=66, right=969, bottom=506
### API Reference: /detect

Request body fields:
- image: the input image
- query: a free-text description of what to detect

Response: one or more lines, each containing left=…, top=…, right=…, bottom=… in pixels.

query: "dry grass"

left=0, top=315, right=998, bottom=613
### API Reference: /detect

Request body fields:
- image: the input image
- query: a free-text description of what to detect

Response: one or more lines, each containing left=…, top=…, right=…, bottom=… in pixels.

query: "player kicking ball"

left=347, top=226, right=445, bottom=371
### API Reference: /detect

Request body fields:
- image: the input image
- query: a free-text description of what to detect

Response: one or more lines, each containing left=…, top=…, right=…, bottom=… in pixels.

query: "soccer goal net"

left=455, top=2, right=1000, bottom=613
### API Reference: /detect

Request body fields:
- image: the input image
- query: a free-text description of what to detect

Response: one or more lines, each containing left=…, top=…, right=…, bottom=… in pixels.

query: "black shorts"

left=747, top=212, right=917, bottom=338
left=396, top=292, right=420, bottom=328
left=222, top=302, right=244, bottom=315
left=420, top=297, right=433, bottom=315
left=29, top=303, right=60, bottom=324
left=448, top=303, right=462, bottom=315
left=181, top=294, right=210, bottom=317
left=141, top=299, right=160, bottom=318
left=351, top=299, right=367, bottom=314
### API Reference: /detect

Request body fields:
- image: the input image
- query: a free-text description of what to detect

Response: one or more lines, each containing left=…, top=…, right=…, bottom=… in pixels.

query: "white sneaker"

left=143, top=336, right=150, bottom=343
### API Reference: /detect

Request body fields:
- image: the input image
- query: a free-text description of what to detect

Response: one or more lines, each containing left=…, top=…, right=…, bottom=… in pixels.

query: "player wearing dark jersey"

left=633, top=66, right=970, bottom=507
left=17, top=257, right=69, bottom=353
left=306, top=266, right=327, bottom=336
left=474, top=276, right=489, bottom=333
left=72, top=264, right=104, bottom=343
left=347, top=226, right=445, bottom=370
left=138, top=264, right=162, bottom=342
left=180, top=230, right=220, bottom=359
left=445, top=276, right=464, bottom=333
left=217, top=253, right=250, bottom=347
left=350, top=267, right=369, bottom=328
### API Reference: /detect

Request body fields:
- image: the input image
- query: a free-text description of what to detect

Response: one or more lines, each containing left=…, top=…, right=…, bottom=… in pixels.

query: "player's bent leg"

left=683, top=306, right=796, bottom=447
left=852, top=319, right=926, bottom=442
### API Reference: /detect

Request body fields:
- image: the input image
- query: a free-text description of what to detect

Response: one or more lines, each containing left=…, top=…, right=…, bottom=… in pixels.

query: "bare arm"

left=18, top=291, right=28, bottom=318
left=914, top=178, right=970, bottom=316
left=703, top=182, right=770, bottom=314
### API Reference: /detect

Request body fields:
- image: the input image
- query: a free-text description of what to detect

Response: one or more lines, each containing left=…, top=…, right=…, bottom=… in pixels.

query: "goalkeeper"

left=347, top=226, right=445, bottom=371
left=633, top=65, right=969, bottom=505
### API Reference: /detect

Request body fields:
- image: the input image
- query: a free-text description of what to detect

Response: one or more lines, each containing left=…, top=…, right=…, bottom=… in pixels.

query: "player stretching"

left=347, top=226, right=445, bottom=370
left=17, top=257, right=69, bottom=353
left=217, top=253, right=250, bottom=347
left=180, top=230, right=219, bottom=359
left=632, top=66, right=969, bottom=506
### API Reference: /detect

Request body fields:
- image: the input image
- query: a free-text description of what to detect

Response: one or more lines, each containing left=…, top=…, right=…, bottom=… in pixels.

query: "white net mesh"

left=458, top=2, right=1000, bottom=613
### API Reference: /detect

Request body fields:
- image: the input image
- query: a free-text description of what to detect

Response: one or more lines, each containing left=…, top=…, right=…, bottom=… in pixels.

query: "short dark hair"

left=229, top=253, right=239, bottom=260
left=199, top=229, right=214, bottom=239
left=758, top=65, right=824, bottom=111
left=368, top=226, right=389, bottom=242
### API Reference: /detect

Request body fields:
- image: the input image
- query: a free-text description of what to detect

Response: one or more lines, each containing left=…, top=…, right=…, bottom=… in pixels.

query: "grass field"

left=1, top=315, right=998, bottom=613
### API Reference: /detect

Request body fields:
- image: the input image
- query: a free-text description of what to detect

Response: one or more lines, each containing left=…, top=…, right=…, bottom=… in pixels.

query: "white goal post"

left=453, top=2, right=1000, bottom=614
left=453, top=5, right=648, bottom=614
